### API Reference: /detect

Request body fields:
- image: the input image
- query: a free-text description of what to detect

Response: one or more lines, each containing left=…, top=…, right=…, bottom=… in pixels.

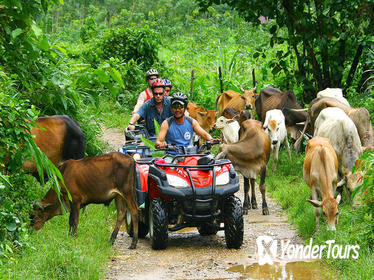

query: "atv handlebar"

left=198, top=139, right=221, bottom=152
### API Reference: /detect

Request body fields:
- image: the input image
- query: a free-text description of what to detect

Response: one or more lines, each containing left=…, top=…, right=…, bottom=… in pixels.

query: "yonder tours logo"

left=256, top=236, right=360, bottom=265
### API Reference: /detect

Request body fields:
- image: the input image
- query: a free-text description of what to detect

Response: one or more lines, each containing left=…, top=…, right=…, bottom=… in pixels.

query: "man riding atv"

left=127, top=78, right=172, bottom=137
left=132, top=68, right=159, bottom=114
left=155, top=92, right=216, bottom=154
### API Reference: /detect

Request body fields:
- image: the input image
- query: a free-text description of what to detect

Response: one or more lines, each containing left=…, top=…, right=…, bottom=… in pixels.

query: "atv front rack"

left=152, top=156, right=237, bottom=220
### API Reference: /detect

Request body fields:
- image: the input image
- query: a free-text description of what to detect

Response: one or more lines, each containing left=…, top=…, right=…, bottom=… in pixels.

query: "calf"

left=314, top=107, right=363, bottom=201
left=31, top=152, right=139, bottom=249
left=214, top=116, right=240, bottom=144
left=303, top=136, right=341, bottom=231
left=217, top=119, right=270, bottom=215
left=263, top=110, right=291, bottom=172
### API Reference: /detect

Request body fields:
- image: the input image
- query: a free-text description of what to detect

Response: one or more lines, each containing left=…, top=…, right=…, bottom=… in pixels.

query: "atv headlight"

left=132, top=153, right=141, bottom=160
left=216, top=172, right=229, bottom=186
left=166, top=174, right=190, bottom=188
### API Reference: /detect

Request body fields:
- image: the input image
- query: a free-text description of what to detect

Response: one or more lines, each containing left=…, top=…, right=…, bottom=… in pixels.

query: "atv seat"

left=197, top=154, right=215, bottom=165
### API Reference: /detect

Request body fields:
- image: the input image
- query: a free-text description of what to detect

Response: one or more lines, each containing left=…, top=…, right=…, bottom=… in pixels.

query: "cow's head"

left=307, top=194, right=341, bottom=231
left=31, top=201, right=62, bottom=230
left=341, top=166, right=365, bottom=203
left=240, top=88, right=258, bottom=110
left=264, top=119, right=280, bottom=147
left=213, top=116, right=236, bottom=130
left=196, top=110, right=217, bottom=132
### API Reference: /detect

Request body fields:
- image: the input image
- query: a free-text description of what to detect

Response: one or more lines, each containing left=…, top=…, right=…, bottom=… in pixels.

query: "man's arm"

left=192, top=119, right=212, bottom=141
left=127, top=113, right=141, bottom=130
left=155, top=120, right=169, bottom=148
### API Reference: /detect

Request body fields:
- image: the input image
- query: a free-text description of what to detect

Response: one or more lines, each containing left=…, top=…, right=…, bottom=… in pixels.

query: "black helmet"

left=171, top=92, right=188, bottom=108
left=146, top=69, right=159, bottom=80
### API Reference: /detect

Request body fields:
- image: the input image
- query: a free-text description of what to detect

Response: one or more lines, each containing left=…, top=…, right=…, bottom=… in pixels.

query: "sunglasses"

left=172, top=103, right=184, bottom=109
left=149, top=77, right=158, bottom=81
left=154, top=92, right=164, bottom=96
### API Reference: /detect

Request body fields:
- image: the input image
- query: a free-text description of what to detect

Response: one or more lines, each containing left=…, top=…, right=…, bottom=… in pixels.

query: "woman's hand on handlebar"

left=127, top=124, right=136, bottom=131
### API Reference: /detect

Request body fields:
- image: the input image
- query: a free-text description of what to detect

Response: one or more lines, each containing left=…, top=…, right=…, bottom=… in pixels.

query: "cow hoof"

left=262, top=208, right=269, bottom=215
left=251, top=203, right=258, bottom=209
left=243, top=208, right=249, bottom=215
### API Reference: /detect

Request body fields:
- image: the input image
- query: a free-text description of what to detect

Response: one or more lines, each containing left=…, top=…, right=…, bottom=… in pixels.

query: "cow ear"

left=307, top=199, right=322, bottom=208
left=198, top=111, right=206, bottom=117
left=227, top=119, right=236, bottom=124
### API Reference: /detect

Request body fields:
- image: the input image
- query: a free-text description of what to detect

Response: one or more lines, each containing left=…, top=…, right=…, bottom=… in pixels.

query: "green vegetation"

left=0, top=0, right=373, bottom=278
left=266, top=149, right=374, bottom=280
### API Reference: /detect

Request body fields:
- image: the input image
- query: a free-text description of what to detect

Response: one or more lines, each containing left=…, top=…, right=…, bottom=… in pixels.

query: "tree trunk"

left=344, top=44, right=363, bottom=94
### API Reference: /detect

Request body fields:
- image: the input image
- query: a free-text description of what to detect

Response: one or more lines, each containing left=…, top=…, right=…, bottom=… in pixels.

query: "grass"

left=265, top=148, right=374, bottom=280
left=1, top=203, right=118, bottom=280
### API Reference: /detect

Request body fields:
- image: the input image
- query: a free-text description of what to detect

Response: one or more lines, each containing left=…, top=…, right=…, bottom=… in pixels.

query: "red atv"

left=123, top=142, right=243, bottom=250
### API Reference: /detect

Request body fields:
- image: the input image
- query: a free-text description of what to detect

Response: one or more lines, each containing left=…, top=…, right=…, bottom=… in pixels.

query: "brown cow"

left=303, top=136, right=341, bottom=231
left=255, top=87, right=307, bottom=124
left=31, top=152, right=139, bottom=249
left=23, top=115, right=86, bottom=176
left=216, top=88, right=257, bottom=116
left=187, top=102, right=205, bottom=119
left=195, top=110, right=217, bottom=133
left=216, top=119, right=270, bottom=215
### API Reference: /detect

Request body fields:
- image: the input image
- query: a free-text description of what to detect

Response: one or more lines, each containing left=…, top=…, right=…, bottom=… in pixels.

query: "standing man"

left=128, top=79, right=172, bottom=137
left=156, top=92, right=214, bottom=151
left=132, top=69, right=159, bottom=114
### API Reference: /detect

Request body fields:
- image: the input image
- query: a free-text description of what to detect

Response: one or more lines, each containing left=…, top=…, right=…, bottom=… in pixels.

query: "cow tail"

left=60, top=115, right=86, bottom=161
left=215, top=94, right=221, bottom=112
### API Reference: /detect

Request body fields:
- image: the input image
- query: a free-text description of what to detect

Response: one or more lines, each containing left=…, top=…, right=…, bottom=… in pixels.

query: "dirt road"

left=100, top=126, right=331, bottom=280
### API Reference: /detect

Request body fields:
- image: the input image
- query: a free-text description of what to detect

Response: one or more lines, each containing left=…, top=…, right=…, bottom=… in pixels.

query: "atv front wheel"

left=149, top=198, right=168, bottom=250
left=198, top=223, right=218, bottom=236
left=224, top=195, right=244, bottom=249
left=125, top=206, right=148, bottom=238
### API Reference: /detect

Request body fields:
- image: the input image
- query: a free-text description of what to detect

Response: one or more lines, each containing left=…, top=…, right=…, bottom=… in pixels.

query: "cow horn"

left=289, top=108, right=308, bottom=112
left=296, top=122, right=306, bottom=125
left=240, top=87, right=245, bottom=93
left=253, top=82, right=257, bottom=91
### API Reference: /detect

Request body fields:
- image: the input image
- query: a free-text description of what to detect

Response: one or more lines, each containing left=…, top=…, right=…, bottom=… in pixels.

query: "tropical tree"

left=198, top=0, right=374, bottom=103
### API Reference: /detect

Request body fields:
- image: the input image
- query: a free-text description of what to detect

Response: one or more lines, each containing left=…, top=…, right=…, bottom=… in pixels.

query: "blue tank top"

left=165, top=116, right=194, bottom=154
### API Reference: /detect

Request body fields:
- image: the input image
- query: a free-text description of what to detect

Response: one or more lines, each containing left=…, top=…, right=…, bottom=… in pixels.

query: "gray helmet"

left=146, top=69, right=159, bottom=80
left=171, top=92, right=188, bottom=108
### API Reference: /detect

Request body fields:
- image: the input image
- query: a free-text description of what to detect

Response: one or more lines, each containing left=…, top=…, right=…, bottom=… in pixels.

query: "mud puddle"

left=225, top=261, right=336, bottom=280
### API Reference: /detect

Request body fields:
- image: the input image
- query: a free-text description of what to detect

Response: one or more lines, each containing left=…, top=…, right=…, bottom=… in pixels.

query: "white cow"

left=317, top=88, right=350, bottom=106
left=214, top=116, right=240, bottom=144
left=263, top=109, right=292, bottom=172
left=314, top=107, right=363, bottom=200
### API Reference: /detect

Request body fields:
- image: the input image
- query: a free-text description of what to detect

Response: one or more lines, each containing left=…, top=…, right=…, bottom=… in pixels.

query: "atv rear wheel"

left=224, top=195, right=244, bottom=249
left=149, top=198, right=168, bottom=250
left=125, top=206, right=148, bottom=238
left=198, top=223, right=218, bottom=236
